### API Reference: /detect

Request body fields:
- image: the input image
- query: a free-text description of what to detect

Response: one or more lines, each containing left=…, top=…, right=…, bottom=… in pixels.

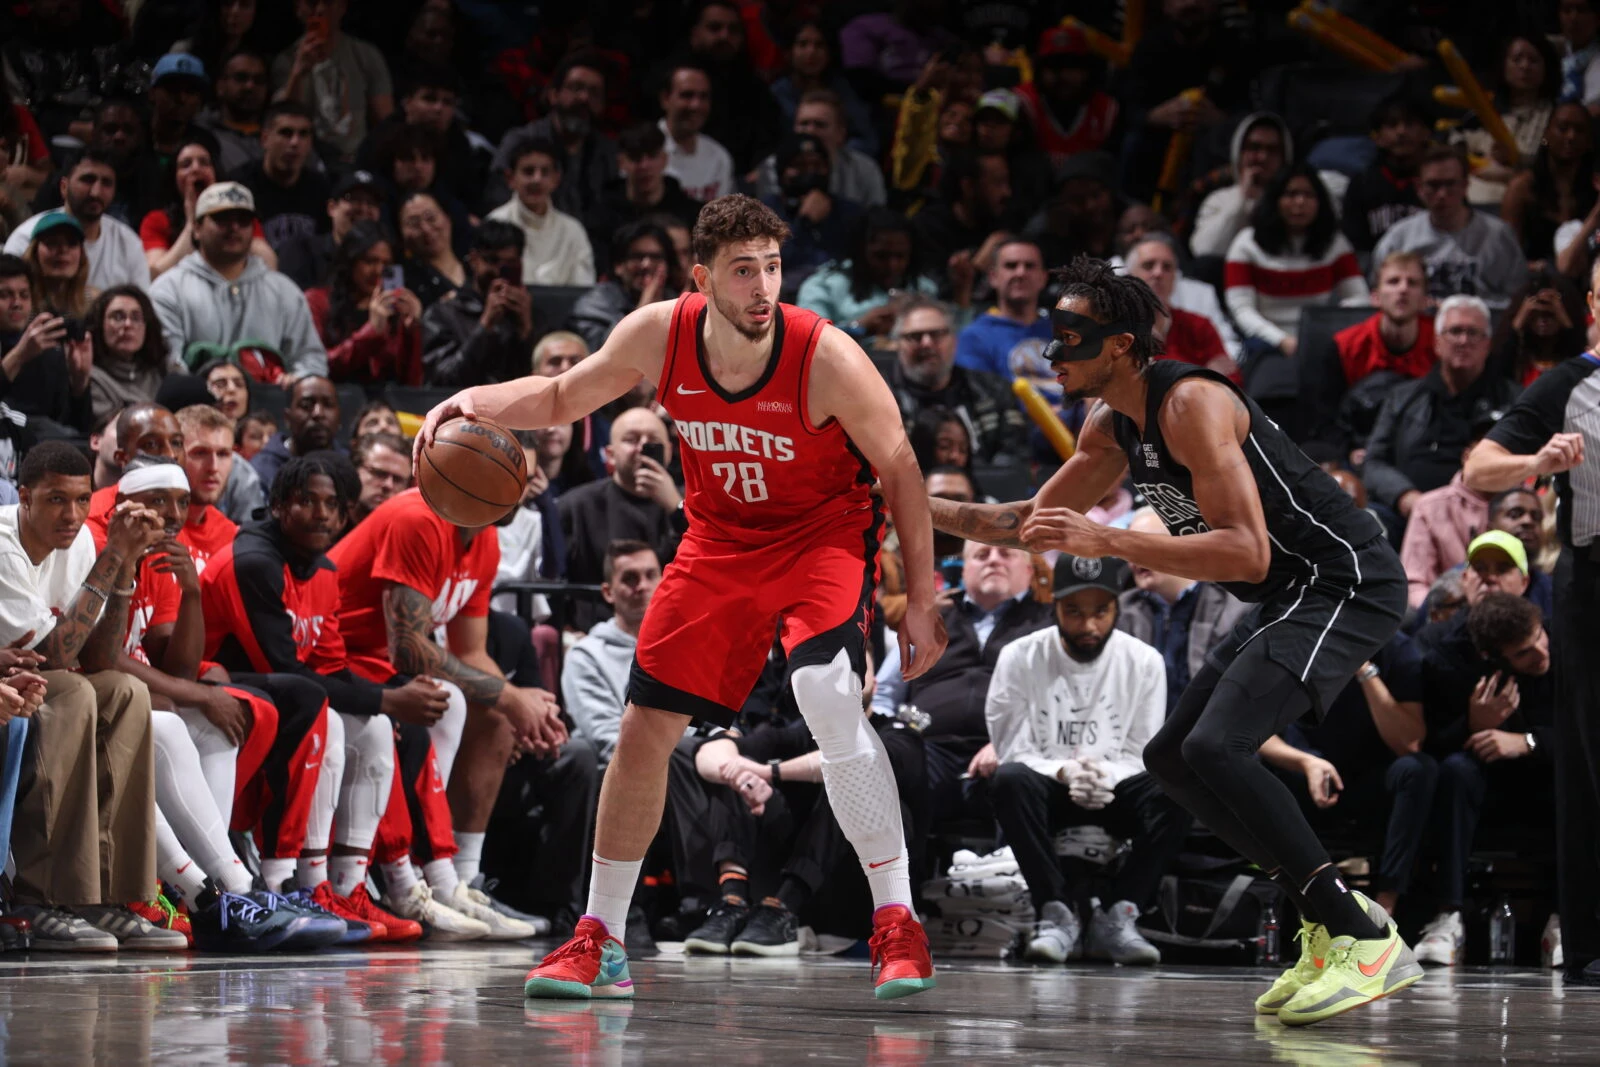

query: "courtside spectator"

left=276, top=169, right=383, bottom=291
left=565, top=541, right=663, bottom=766
left=1124, top=234, right=1239, bottom=381
left=0, top=243, right=94, bottom=438
left=86, top=286, right=166, bottom=424
left=658, top=64, right=735, bottom=203
left=1456, top=36, right=1562, bottom=208
left=494, top=53, right=615, bottom=225
left=588, top=124, right=703, bottom=271
left=1191, top=113, right=1294, bottom=259
left=306, top=222, right=423, bottom=386
left=1493, top=272, right=1589, bottom=385
left=195, top=50, right=270, bottom=176
left=889, top=299, right=1027, bottom=464
left=1372, top=144, right=1527, bottom=306
left=149, top=182, right=327, bottom=377
left=797, top=210, right=950, bottom=339
left=568, top=222, right=680, bottom=351
left=271, top=0, right=394, bottom=164
left=231, top=102, right=331, bottom=254
left=396, top=191, right=466, bottom=309
left=957, top=238, right=1054, bottom=398
left=141, top=132, right=275, bottom=280
left=251, top=375, right=340, bottom=491
left=1341, top=96, right=1430, bottom=253
left=420, top=221, right=534, bottom=387
left=1015, top=25, right=1120, bottom=172
left=1501, top=101, right=1594, bottom=262
left=761, top=133, right=863, bottom=298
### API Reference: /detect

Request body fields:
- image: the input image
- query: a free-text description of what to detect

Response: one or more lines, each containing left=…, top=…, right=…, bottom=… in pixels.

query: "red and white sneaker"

left=310, top=882, right=387, bottom=942
left=130, top=895, right=192, bottom=948
left=869, top=905, right=936, bottom=1000
left=525, top=917, right=634, bottom=1000
left=343, top=884, right=423, bottom=943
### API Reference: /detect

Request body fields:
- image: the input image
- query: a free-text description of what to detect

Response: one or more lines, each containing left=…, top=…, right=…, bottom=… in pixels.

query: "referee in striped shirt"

left=1465, top=340, right=1594, bottom=984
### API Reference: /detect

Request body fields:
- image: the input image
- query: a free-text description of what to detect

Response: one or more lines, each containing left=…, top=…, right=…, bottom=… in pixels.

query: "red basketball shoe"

left=525, top=917, right=634, bottom=1000
left=869, top=905, right=936, bottom=1000
left=342, top=883, right=423, bottom=943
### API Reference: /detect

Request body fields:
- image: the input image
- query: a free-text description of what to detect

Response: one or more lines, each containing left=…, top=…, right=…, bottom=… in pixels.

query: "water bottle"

left=1489, top=896, right=1516, bottom=964
left=1257, top=901, right=1281, bottom=965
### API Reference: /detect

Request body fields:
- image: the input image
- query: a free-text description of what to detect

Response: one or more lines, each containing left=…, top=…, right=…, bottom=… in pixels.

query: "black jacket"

left=0, top=330, right=90, bottom=438
left=888, top=362, right=1027, bottom=465
left=906, top=594, right=1055, bottom=756
left=1362, top=366, right=1521, bottom=507
left=558, top=479, right=685, bottom=631
left=1415, top=612, right=1553, bottom=761
left=420, top=286, right=533, bottom=387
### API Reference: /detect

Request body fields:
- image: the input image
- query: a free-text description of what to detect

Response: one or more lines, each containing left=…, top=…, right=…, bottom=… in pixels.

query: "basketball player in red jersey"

left=174, top=404, right=244, bottom=573
left=420, top=195, right=948, bottom=1002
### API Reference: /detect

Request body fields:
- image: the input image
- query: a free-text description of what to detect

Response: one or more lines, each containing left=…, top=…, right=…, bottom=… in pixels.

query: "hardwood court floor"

left=0, top=942, right=1592, bottom=1064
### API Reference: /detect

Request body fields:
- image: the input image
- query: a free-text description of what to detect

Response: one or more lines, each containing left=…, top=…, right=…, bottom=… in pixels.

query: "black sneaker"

left=249, top=890, right=346, bottom=949
left=684, top=900, right=750, bottom=955
left=191, top=884, right=306, bottom=953
left=625, top=904, right=658, bottom=960
left=730, top=902, right=799, bottom=957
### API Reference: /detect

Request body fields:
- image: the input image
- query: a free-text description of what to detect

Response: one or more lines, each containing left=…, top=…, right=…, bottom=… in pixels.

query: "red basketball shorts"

left=629, top=509, right=883, bottom=726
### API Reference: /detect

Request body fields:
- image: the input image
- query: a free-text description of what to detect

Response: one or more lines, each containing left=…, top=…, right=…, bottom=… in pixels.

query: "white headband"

left=118, top=465, right=190, bottom=496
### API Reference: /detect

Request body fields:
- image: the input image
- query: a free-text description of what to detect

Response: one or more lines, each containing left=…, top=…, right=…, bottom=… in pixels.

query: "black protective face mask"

left=1044, top=306, right=1134, bottom=364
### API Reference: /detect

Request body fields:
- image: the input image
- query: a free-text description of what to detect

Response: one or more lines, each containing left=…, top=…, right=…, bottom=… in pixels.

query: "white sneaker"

left=1414, top=910, right=1465, bottom=966
left=1086, top=900, right=1161, bottom=965
left=440, top=882, right=537, bottom=941
left=382, top=883, right=490, bottom=942
left=1542, top=913, right=1563, bottom=969
left=1024, top=900, right=1080, bottom=963
left=78, top=904, right=189, bottom=951
left=12, top=906, right=118, bottom=952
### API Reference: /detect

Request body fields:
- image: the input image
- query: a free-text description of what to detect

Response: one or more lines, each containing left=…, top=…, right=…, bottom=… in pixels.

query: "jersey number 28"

left=712, top=461, right=769, bottom=503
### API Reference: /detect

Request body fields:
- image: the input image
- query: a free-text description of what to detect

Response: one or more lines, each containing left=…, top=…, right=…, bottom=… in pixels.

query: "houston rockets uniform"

left=88, top=484, right=239, bottom=575
left=629, top=292, right=883, bottom=723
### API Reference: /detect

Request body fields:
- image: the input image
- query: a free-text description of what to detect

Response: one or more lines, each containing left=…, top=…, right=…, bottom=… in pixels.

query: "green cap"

left=31, top=211, right=83, bottom=241
left=1467, top=530, right=1528, bottom=576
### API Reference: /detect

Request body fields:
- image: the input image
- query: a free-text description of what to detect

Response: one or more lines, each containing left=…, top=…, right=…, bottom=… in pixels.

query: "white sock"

left=155, top=809, right=208, bottom=903
left=296, top=854, right=329, bottom=890
left=381, top=859, right=419, bottom=897
left=791, top=652, right=914, bottom=911
left=427, top=682, right=467, bottom=784
left=335, top=713, right=393, bottom=851
left=260, top=857, right=296, bottom=892
left=586, top=854, right=641, bottom=940
left=453, top=831, right=485, bottom=886
left=151, top=711, right=253, bottom=897
left=330, top=855, right=371, bottom=896
left=423, top=857, right=459, bottom=896
left=175, top=704, right=239, bottom=820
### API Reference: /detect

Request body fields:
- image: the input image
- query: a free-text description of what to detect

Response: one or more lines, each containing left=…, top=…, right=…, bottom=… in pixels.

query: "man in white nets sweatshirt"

left=986, top=553, right=1191, bottom=966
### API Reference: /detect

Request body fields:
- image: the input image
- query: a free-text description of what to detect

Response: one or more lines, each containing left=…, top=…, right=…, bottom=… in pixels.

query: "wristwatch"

left=1525, top=732, right=1539, bottom=753
left=1357, top=663, right=1380, bottom=682
left=768, top=758, right=783, bottom=783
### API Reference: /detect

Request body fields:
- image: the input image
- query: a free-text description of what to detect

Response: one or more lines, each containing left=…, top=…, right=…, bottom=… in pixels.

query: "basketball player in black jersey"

left=930, top=258, right=1422, bottom=1026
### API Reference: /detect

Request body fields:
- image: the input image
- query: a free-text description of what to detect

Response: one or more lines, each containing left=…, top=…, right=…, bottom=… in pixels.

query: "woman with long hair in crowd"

left=141, top=131, right=275, bottom=278
left=1492, top=270, right=1588, bottom=385
left=797, top=208, right=944, bottom=339
left=908, top=405, right=975, bottom=482
left=1502, top=101, right=1597, bottom=263
left=24, top=213, right=95, bottom=320
left=396, top=191, right=465, bottom=308
left=1225, top=162, right=1367, bottom=357
left=86, top=284, right=166, bottom=422
left=1455, top=32, right=1561, bottom=206
left=171, top=0, right=264, bottom=83
left=305, top=221, right=424, bottom=386
left=772, top=21, right=878, bottom=157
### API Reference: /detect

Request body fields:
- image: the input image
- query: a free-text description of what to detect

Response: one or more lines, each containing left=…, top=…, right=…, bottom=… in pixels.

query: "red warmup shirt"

left=89, top=486, right=237, bottom=575
left=201, top=521, right=384, bottom=717
left=659, top=291, right=875, bottom=547
left=1333, top=314, right=1436, bottom=385
left=1014, top=84, right=1119, bottom=169
left=327, top=489, right=499, bottom=683
left=89, top=525, right=181, bottom=665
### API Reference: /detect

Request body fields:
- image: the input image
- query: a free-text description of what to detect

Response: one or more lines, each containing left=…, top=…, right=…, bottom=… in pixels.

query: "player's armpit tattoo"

left=382, top=584, right=505, bottom=705
left=927, top=497, right=1028, bottom=549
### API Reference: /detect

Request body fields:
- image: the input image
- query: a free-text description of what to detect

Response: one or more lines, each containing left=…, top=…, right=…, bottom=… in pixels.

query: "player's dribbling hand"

left=898, top=600, right=948, bottom=681
left=415, top=389, right=480, bottom=473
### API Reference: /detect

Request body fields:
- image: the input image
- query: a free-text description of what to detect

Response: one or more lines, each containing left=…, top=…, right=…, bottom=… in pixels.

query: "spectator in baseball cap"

left=760, top=131, right=864, bottom=297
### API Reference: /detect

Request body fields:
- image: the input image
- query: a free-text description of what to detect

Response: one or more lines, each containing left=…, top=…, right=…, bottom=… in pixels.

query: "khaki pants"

left=12, top=671, right=155, bottom=906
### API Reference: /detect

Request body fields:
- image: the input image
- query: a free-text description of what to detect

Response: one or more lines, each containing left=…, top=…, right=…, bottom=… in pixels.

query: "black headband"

left=1045, top=307, right=1137, bottom=364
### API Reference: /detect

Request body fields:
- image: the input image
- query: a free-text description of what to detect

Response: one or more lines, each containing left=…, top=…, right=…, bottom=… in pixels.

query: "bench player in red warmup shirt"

left=420, top=194, right=949, bottom=1001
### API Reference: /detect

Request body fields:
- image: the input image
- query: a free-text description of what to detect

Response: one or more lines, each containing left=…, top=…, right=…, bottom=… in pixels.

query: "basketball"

left=416, top=416, right=527, bottom=527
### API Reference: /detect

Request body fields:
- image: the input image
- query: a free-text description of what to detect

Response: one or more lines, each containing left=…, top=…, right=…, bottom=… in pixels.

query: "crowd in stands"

left=0, top=0, right=1585, bottom=968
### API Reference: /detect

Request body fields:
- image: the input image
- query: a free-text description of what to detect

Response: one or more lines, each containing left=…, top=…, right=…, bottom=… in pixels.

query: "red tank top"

left=660, top=292, right=874, bottom=546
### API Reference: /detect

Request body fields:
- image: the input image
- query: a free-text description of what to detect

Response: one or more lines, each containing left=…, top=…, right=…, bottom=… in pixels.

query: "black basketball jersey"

left=1110, top=361, right=1386, bottom=603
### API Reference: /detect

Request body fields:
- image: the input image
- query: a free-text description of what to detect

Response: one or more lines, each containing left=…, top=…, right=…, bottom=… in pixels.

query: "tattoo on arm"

left=927, top=497, right=1028, bottom=549
left=38, top=548, right=127, bottom=669
left=383, top=585, right=505, bottom=705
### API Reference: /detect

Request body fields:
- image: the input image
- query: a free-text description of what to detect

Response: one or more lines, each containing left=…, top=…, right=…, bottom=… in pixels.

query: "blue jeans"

left=0, top=717, right=30, bottom=867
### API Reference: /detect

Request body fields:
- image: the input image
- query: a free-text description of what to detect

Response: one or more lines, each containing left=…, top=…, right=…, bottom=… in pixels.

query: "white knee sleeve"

left=152, top=710, right=245, bottom=890
left=427, top=681, right=467, bottom=785
left=302, top=708, right=345, bottom=853
left=335, top=712, right=394, bottom=851
left=175, top=703, right=239, bottom=822
left=790, top=650, right=906, bottom=864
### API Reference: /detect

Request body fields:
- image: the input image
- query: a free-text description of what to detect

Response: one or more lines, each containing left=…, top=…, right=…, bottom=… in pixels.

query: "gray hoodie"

left=562, top=619, right=636, bottom=766
left=148, top=252, right=329, bottom=377
left=1189, top=114, right=1350, bottom=259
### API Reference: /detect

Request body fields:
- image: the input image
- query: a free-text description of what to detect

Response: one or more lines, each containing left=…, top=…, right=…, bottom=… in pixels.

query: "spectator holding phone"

left=0, top=252, right=90, bottom=439
left=419, top=220, right=533, bottom=387
left=271, top=0, right=394, bottom=165
left=304, top=221, right=422, bottom=385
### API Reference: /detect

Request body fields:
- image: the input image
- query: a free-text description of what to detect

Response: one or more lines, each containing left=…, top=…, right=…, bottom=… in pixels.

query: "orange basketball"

left=417, top=416, right=527, bottom=527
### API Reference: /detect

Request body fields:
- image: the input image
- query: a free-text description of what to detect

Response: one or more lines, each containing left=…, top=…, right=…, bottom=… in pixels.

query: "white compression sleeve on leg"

left=175, top=704, right=239, bottom=824
left=790, top=649, right=913, bottom=910
left=155, top=807, right=207, bottom=902
left=152, top=710, right=252, bottom=894
left=302, top=707, right=344, bottom=855
left=335, top=712, right=394, bottom=851
left=427, top=681, right=467, bottom=786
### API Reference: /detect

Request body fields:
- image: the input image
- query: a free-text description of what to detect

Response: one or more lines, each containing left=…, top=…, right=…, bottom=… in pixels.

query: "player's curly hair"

left=1050, top=255, right=1166, bottom=368
left=691, top=194, right=791, bottom=266
left=271, top=453, right=358, bottom=514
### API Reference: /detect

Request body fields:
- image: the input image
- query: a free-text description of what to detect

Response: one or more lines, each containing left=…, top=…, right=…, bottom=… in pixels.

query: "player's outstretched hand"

left=898, top=600, right=948, bottom=681
left=414, top=388, right=480, bottom=474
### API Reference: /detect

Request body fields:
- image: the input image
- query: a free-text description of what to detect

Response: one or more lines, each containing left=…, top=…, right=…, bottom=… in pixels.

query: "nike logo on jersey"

left=676, top=384, right=706, bottom=395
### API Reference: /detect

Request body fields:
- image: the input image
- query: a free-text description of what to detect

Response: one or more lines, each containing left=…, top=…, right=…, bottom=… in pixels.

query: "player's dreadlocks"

left=1050, top=255, right=1167, bottom=368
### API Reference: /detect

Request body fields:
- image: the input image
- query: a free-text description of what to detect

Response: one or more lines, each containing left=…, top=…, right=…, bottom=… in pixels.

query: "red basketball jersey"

left=660, top=292, right=874, bottom=546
